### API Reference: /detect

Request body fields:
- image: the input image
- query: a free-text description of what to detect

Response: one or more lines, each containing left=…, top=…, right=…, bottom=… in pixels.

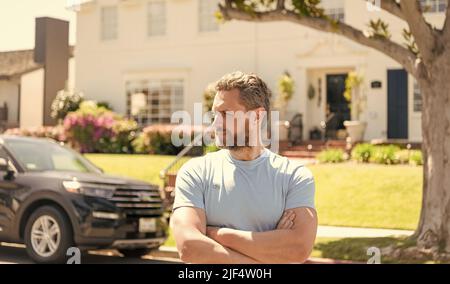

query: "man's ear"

left=255, top=107, right=267, bottom=124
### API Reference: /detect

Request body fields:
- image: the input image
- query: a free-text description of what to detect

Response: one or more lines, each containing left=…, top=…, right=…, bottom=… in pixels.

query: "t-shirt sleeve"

left=285, top=164, right=316, bottom=210
left=172, top=158, right=205, bottom=212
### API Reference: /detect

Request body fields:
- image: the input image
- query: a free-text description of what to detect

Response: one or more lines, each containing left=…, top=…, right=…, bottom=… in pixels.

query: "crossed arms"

left=170, top=206, right=318, bottom=264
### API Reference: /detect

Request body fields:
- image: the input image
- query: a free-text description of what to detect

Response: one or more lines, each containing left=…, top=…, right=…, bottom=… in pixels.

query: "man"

left=170, top=71, right=317, bottom=264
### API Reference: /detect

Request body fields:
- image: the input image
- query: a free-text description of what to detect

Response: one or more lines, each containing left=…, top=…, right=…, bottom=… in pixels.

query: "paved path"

left=317, top=225, right=414, bottom=238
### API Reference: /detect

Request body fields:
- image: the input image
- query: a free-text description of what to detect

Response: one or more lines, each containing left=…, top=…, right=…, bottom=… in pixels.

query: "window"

left=101, top=6, right=118, bottom=40
left=126, top=79, right=184, bottom=125
left=321, top=0, right=345, bottom=22
left=148, top=1, right=166, bottom=37
left=413, top=80, right=423, bottom=113
left=199, top=0, right=219, bottom=32
left=420, top=0, right=447, bottom=13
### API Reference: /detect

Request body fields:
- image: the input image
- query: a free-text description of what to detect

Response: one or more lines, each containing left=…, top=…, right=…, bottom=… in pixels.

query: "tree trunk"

left=415, top=62, right=450, bottom=253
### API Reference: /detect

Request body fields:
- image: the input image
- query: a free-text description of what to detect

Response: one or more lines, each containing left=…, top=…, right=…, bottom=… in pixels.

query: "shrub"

left=63, top=101, right=137, bottom=153
left=370, top=145, right=401, bottom=165
left=4, top=126, right=65, bottom=141
left=409, top=150, right=423, bottom=166
left=134, top=124, right=206, bottom=155
left=351, top=143, right=374, bottom=163
left=395, top=150, right=411, bottom=164
left=51, top=88, right=84, bottom=121
left=317, top=149, right=346, bottom=163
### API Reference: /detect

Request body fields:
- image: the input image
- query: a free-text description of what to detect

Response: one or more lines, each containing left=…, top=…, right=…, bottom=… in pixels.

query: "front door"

left=387, top=69, right=408, bottom=139
left=326, top=74, right=350, bottom=138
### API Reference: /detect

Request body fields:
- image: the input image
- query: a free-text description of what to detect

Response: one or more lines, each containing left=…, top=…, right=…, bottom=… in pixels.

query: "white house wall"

left=20, top=68, right=44, bottom=128
left=0, top=80, right=20, bottom=125
left=75, top=0, right=443, bottom=142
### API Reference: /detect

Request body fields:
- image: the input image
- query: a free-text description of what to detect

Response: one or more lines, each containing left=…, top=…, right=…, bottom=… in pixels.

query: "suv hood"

left=27, top=171, right=154, bottom=187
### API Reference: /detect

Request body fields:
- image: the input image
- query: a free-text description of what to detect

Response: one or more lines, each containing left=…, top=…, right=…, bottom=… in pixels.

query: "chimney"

left=34, top=17, right=69, bottom=126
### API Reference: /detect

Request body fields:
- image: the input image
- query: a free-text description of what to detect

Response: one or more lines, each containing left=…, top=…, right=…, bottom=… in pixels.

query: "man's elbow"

left=178, top=238, right=197, bottom=263
left=176, top=235, right=206, bottom=263
left=292, top=243, right=313, bottom=264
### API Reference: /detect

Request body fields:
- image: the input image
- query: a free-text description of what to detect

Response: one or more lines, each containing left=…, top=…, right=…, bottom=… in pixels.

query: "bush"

left=4, top=126, right=65, bottom=141
left=395, top=150, right=423, bottom=166
left=63, top=101, right=137, bottom=153
left=395, top=150, right=411, bottom=165
left=134, top=124, right=206, bottom=155
left=51, top=88, right=84, bottom=121
left=370, top=145, right=401, bottom=165
left=317, top=149, right=346, bottom=163
left=409, top=150, right=423, bottom=166
left=351, top=143, right=374, bottom=163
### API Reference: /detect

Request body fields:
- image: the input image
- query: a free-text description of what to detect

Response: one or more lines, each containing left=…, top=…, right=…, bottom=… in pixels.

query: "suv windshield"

left=4, top=139, right=100, bottom=173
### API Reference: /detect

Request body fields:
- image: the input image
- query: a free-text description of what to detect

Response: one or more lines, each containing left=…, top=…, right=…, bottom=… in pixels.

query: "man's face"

left=211, top=89, right=263, bottom=149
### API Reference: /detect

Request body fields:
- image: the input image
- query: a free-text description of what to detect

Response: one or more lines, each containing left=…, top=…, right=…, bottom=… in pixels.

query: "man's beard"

left=215, top=130, right=252, bottom=150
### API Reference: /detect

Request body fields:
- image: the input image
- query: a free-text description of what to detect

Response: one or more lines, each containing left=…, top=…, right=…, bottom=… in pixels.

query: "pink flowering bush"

left=4, top=126, right=65, bottom=141
left=64, top=101, right=137, bottom=153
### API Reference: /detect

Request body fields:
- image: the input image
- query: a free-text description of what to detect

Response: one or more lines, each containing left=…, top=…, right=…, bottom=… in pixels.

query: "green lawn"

left=85, top=155, right=422, bottom=231
left=312, top=163, right=422, bottom=230
left=85, top=154, right=188, bottom=187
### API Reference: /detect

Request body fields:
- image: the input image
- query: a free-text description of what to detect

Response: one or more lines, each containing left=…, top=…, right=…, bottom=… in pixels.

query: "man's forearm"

left=211, top=228, right=308, bottom=263
left=176, top=229, right=260, bottom=264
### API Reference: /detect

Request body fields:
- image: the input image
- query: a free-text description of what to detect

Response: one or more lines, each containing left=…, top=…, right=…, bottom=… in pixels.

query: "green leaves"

left=292, top=0, right=325, bottom=17
left=366, top=19, right=391, bottom=39
left=403, top=28, right=420, bottom=56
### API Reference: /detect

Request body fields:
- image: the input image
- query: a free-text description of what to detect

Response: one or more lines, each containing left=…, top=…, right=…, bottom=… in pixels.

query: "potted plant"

left=343, top=72, right=367, bottom=142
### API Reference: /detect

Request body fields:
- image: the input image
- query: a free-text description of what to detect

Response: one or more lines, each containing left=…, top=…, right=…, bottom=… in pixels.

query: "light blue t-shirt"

left=173, top=148, right=315, bottom=232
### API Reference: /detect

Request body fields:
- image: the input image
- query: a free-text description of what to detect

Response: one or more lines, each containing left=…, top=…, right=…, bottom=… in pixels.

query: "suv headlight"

left=63, top=180, right=115, bottom=199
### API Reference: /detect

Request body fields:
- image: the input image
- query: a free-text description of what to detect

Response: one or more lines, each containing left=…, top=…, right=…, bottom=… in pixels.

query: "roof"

left=0, top=46, right=74, bottom=80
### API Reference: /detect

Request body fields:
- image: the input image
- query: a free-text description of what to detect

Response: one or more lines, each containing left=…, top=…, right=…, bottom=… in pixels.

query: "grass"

left=311, top=237, right=444, bottom=264
left=85, top=154, right=189, bottom=187
left=310, top=163, right=422, bottom=230
left=84, top=155, right=423, bottom=248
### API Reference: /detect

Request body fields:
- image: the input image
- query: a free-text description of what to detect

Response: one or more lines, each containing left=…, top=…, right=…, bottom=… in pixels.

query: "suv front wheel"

left=24, top=205, right=74, bottom=264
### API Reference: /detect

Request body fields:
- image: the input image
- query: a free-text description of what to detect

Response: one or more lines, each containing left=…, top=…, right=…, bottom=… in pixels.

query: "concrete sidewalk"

left=317, top=225, right=414, bottom=238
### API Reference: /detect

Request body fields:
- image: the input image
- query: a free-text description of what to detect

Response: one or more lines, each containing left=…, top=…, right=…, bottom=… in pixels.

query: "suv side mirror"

left=0, top=158, right=15, bottom=180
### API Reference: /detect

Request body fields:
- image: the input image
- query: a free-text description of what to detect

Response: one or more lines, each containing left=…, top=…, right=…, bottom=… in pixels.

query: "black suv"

left=0, top=136, right=167, bottom=263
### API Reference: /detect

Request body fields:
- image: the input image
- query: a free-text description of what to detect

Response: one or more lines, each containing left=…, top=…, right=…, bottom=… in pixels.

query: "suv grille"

left=109, top=185, right=164, bottom=217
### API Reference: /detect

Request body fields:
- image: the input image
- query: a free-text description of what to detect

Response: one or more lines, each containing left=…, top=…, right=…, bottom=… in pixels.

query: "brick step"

left=281, top=145, right=327, bottom=152
left=280, top=151, right=319, bottom=158
left=280, top=145, right=348, bottom=152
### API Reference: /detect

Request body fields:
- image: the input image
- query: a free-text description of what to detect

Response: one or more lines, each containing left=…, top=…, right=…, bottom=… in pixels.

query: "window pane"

left=126, top=79, right=184, bottom=126
left=413, top=80, right=423, bottom=113
left=101, top=6, right=118, bottom=40
left=148, top=1, right=166, bottom=37
left=321, top=0, right=345, bottom=21
left=199, top=0, right=219, bottom=32
left=420, top=0, right=448, bottom=12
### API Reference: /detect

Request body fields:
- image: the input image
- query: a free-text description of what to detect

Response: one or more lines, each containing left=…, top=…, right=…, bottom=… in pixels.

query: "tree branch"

left=379, top=0, right=405, bottom=20
left=400, top=0, right=437, bottom=63
left=219, top=4, right=424, bottom=78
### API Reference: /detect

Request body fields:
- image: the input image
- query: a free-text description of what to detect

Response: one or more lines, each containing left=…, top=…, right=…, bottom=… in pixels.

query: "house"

left=71, top=0, right=447, bottom=142
left=0, top=17, right=75, bottom=129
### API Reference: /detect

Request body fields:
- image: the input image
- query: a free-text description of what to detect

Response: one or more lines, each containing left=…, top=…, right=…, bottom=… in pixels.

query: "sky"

left=0, top=0, right=77, bottom=51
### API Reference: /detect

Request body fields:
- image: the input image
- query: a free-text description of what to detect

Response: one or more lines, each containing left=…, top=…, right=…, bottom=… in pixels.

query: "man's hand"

left=207, top=210, right=297, bottom=240
left=171, top=207, right=260, bottom=264
left=276, top=210, right=296, bottom=230
left=203, top=207, right=318, bottom=264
